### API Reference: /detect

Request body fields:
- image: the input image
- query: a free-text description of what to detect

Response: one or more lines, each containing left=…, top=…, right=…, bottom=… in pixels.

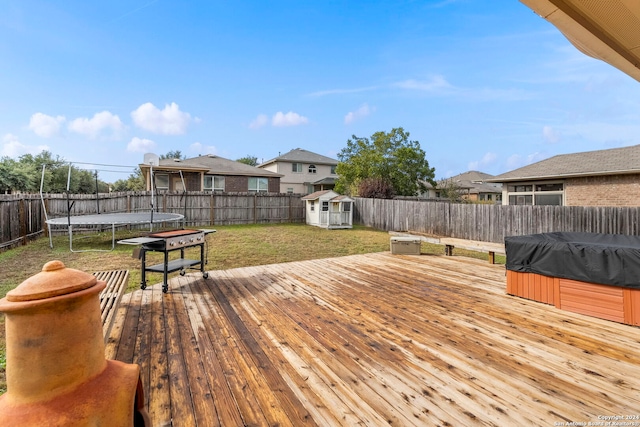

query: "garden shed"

left=301, top=190, right=354, bottom=229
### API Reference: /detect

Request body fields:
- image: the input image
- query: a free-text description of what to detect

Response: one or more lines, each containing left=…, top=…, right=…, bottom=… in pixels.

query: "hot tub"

left=505, top=232, right=640, bottom=326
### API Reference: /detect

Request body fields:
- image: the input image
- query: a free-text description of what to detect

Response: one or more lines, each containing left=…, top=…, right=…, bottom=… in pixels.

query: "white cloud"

left=29, top=113, right=66, bottom=138
left=68, top=111, right=125, bottom=139
left=131, top=102, right=193, bottom=135
left=505, top=152, right=547, bottom=170
left=468, top=152, right=497, bottom=171
left=249, top=114, right=269, bottom=129
left=272, top=111, right=309, bottom=127
left=394, top=75, right=453, bottom=92
left=1, top=133, right=49, bottom=157
left=308, top=86, right=379, bottom=97
left=344, top=103, right=374, bottom=124
left=126, top=137, right=156, bottom=153
left=189, top=142, right=217, bottom=155
left=542, top=125, right=560, bottom=143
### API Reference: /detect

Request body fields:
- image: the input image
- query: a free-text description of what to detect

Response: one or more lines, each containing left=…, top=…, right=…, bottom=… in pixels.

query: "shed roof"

left=301, top=190, right=353, bottom=202
left=487, top=144, right=640, bottom=183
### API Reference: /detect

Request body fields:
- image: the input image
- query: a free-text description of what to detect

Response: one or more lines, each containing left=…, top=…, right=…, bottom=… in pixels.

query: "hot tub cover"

left=505, top=232, right=640, bottom=289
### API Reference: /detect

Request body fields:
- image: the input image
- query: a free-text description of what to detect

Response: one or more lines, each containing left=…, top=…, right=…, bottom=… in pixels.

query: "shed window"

left=321, top=201, right=329, bottom=211
left=310, top=201, right=315, bottom=212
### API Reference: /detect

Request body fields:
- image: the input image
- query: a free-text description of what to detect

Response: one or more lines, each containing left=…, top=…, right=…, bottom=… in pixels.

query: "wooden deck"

left=105, top=252, right=640, bottom=427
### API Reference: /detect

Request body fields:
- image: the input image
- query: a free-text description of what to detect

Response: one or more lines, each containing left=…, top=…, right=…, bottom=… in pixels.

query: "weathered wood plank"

left=106, top=252, right=640, bottom=427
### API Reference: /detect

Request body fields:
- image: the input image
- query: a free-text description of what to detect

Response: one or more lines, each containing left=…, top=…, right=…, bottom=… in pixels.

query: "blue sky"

left=2, top=0, right=640, bottom=183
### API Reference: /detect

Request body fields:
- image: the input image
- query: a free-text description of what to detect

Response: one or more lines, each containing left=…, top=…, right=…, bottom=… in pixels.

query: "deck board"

left=106, top=252, right=640, bottom=426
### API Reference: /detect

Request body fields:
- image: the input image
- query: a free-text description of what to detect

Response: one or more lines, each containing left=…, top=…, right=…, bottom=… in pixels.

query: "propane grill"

left=118, top=229, right=215, bottom=293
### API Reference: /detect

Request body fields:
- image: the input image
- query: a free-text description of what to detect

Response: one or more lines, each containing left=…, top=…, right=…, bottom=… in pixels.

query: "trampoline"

left=46, top=212, right=185, bottom=252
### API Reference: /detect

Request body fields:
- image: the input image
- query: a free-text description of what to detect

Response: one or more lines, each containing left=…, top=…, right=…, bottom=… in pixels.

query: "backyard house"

left=139, top=154, right=282, bottom=193
left=301, top=190, right=354, bottom=229
left=486, top=144, right=640, bottom=207
left=436, top=171, right=502, bottom=203
left=258, top=148, right=338, bottom=194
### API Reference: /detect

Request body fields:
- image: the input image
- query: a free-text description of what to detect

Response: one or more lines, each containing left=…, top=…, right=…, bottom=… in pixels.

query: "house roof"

left=438, top=171, right=502, bottom=194
left=311, top=177, right=336, bottom=186
left=520, top=0, right=640, bottom=82
left=140, top=155, right=282, bottom=177
left=487, top=144, right=640, bottom=183
left=259, top=148, right=338, bottom=167
left=301, top=190, right=353, bottom=202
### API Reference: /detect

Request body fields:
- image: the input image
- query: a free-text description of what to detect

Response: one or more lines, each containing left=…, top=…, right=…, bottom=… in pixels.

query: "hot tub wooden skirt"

left=506, top=270, right=640, bottom=326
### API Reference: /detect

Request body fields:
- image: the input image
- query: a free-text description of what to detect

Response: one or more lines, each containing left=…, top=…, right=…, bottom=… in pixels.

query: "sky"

left=2, top=0, right=640, bottom=184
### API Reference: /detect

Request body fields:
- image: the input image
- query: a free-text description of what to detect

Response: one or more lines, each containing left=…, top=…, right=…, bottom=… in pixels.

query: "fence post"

left=210, top=193, right=215, bottom=226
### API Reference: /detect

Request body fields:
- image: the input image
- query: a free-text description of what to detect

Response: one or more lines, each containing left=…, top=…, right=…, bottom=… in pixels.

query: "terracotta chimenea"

left=0, top=260, right=150, bottom=426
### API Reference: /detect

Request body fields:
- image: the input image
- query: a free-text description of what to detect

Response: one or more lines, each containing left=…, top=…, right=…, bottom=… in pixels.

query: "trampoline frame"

left=46, top=212, right=185, bottom=252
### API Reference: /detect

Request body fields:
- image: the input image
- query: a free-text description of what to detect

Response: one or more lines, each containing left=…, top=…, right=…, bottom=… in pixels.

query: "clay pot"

left=0, top=260, right=150, bottom=426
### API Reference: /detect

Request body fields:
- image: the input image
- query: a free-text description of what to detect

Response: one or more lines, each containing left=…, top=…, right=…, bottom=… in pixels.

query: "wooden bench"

left=93, top=270, right=129, bottom=341
left=388, top=232, right=505, bottom=264
left=439, top=237, right=505, bottom=264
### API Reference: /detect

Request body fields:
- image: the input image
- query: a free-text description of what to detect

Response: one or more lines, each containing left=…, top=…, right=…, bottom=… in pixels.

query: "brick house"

left=258, top=148, right=338, bottom=194
left=486, top=145, right=640, bottom=207
left=139, top=154, right=282, bottom=193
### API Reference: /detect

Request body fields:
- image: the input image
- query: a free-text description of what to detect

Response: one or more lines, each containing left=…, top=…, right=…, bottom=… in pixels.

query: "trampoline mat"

left=46, top=212, right=184, bottom=226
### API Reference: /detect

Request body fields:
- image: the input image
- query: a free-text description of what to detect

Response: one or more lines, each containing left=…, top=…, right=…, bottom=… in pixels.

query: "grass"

left=0, top=223, right=504, bottom=394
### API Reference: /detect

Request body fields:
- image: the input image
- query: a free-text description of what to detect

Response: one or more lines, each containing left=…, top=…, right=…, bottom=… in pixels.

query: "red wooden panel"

left=624, top=288, right=640, bottom=326
left=558, top=279, right=625, bottom=323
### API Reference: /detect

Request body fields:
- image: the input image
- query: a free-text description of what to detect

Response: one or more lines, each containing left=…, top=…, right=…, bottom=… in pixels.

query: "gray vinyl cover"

left=504, top=232, right=640, bottom=289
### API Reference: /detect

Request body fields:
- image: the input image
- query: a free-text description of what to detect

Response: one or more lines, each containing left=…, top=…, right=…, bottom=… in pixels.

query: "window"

left=507, top=181, right=563, bottom=206
left=248, top=177, right=268, bottom=192
left=310, top=201, right=315, bottom=211
left=155, top=174, right=169, bottom=190
left=308, top=164, right=317, bottom=174
left=330, top=165, right=337, bottom=174
left=292, top=163, right=302, bottom=173
left=321, top=201, right=329, bottom=211
left=343, top=202, right=351, bottom=212
left=509, top=195, right=533, bottom=205
left=287, top=187, right=294, bottom=193
left=203, top=175, right=225, bottom=191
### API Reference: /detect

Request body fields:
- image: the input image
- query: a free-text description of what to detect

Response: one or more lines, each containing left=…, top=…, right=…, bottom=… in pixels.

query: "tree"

left=0, top=157, right=36, bottom=193
left=357, top=177, right=395, bottom=199
left=437, top=178, right=469, bottom=203
left=335, top=128, right=435, bottom=197
left=159, top=150, right=185, bottom=160
left=111, top=168, right=145, bottom=191
left=236, top=155, right=258, bottom=166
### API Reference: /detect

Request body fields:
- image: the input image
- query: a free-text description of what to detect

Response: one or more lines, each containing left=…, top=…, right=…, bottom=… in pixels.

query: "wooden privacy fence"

left=0, top=192, right=305, bottom=249
left=4, top=193, right=640, bottom=249
left=353, top=198, right=640, bottom=243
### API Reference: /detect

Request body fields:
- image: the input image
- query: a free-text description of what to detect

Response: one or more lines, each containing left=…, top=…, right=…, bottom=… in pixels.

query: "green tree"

left=335, top=128, right=435, bottom=197
left=111, top=167, right=145, bottom=191
left=160, top=150, right=185, bottom=160
left=0, top=157, right=36, bottom=193
left=236, top=155, right=258, bottom=166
